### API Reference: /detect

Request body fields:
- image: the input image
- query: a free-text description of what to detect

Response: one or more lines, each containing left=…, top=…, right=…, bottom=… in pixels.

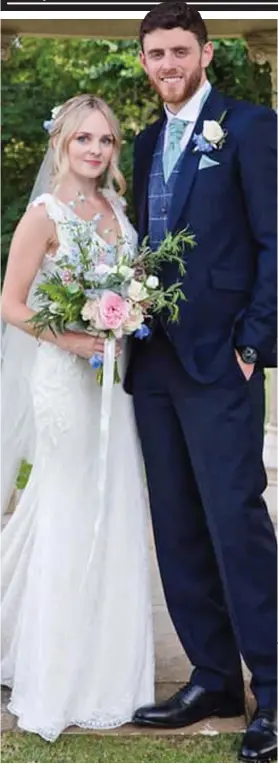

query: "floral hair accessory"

left=43, top=104, right=63, bottom=134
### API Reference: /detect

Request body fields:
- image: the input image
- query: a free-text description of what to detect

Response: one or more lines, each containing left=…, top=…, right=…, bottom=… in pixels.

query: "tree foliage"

left=1, top=36, right=272, bottom=274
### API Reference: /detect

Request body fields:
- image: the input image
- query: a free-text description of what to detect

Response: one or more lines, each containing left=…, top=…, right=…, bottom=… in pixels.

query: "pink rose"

left=98, top=291, right=129, bottom=331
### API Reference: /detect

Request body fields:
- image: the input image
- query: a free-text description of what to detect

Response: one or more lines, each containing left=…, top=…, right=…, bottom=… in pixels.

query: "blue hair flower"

left=43, top=106, right=63, bottom=135
left=43, top=119, right=54, bottom=134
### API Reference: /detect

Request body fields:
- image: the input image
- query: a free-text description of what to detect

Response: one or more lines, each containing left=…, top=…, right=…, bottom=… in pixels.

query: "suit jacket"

left=125, top=87, right=277, bottom=392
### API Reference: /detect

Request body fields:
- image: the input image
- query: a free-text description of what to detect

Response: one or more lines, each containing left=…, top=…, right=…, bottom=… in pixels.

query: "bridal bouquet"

left=28, top=218, right=196, bottom=382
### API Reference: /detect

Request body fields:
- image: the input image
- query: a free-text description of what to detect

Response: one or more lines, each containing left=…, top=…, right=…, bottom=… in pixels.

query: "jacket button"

left=161, top=206, right=167, bottom=214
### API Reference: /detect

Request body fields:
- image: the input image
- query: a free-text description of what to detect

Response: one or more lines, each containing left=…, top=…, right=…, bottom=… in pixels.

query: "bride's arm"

left=1, top=205, right=102, bottom=359
left=1, top=204, right=62, bottom=344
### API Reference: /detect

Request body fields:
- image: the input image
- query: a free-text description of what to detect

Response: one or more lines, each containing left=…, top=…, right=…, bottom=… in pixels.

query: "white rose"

left=123, top=304, right=144, bottom=333
left=127, top=279, right=148, bottom=302
left=118, top=264, right=134, bottom=279
left=81, top=299, right=103, bottom=328
left=146, top=275, right=159, bottom=289
left=203, top=120, right=224, bottom=145
left=51, top=105, right=63, bottom=120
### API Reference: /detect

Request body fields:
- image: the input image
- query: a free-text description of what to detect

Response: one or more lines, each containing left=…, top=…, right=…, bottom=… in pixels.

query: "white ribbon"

left=80, top=337, right=115, bottom=589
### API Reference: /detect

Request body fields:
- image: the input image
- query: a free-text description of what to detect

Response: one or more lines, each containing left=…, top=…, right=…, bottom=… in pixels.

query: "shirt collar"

left=164, top=79, right=212, bottom=124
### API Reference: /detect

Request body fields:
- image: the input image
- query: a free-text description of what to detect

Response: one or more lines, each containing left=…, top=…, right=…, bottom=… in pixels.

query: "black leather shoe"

left=132, top=683, right=245, bottom=728
left=238, top=708, right=277, bottom=763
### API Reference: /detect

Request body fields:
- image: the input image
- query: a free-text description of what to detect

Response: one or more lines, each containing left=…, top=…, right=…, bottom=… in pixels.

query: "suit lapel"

left=167, top=87, right=229, bottom=231
left=136, top=114, right=165, bottom=240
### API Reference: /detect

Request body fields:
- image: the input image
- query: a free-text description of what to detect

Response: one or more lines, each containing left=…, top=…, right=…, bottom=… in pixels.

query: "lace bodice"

left=30, top=189, right=138, bottom=280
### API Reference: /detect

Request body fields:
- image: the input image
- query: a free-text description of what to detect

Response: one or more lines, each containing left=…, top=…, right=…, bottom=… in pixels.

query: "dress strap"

left=101, top=187, right=127, bottom=214
left=28, top=193, right=66, bottom=226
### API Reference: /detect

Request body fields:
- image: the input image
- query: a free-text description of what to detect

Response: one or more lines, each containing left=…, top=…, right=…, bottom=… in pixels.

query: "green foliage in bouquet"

left=137, top=228, right=194, bottom=276
left=133, top=228, right=196, bottom=323
left=29, top=274, right=85, bottom=336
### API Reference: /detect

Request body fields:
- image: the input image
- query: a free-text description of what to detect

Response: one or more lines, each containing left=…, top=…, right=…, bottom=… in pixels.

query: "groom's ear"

left=201, top=41, right=214, bottom=70
left=139, top=50, right=148, bottom=74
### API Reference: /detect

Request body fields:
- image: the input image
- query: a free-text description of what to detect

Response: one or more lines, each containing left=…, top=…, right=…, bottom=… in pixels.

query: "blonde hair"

left=49, top=94, right=126, bottom=196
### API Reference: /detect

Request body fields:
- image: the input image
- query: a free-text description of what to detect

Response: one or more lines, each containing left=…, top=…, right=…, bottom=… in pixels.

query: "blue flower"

left=88, top=353, right=103, bottom=369
left=192, top=133, right=213, bottom=153
left=63, top=247, right=81, bottom=265
left=135, top=324, right=151, bottom=340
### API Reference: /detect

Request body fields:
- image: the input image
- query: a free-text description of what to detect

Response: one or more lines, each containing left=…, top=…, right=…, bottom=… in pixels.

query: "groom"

left=125, top=2, right=277, bottom=762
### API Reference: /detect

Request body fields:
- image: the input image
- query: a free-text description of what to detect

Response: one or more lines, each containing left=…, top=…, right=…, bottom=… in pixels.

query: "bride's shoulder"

left=24, top=194, right=52, bottom=224
left=28, top=192, right=54, bottom=210
left=15, top=195, right=55, bottom=241
left=27, top=193, right=64, bottom=224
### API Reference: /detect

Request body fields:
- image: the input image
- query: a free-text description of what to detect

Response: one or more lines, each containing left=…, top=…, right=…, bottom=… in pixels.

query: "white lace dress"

left=1, top=192, right=154, bottom=741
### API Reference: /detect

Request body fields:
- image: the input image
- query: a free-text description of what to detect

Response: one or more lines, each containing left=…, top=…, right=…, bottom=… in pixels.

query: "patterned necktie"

left=163, top=118, right=188, bottom=182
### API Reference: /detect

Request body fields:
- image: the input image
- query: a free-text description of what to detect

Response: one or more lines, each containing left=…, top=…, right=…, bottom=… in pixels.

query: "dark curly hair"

left=139, top=1, right=208, bottom=50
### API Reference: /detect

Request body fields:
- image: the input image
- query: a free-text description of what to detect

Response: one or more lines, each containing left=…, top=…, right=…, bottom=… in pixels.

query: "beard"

left=148, top=62, right=203, bottom=105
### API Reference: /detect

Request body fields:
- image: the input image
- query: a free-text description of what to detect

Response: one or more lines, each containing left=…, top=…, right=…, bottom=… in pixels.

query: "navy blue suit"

left=126, top=87, right=277, bottom=707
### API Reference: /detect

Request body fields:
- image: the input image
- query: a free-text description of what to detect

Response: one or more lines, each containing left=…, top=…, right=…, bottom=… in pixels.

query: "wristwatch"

left=236, top=346, right=258, bottom=365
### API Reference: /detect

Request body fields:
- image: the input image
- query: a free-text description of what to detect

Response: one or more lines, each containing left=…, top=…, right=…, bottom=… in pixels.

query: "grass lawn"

left=1, top=732, right=242, bottom=763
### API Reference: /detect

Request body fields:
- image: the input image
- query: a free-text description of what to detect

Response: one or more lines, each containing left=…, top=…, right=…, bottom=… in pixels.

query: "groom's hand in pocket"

left=235, top=350, right=255, bottom=381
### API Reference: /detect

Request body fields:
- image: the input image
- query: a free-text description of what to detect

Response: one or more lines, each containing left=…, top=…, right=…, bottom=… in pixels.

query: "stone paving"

left=2, top=480, right=275, bottom=738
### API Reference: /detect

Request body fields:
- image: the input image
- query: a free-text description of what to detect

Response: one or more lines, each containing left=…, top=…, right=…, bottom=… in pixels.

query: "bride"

left=1, top=94, right=154, bottom=741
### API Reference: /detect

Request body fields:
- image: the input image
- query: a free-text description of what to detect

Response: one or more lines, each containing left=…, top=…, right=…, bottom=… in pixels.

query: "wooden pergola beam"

left=1, top=17, right=277, bottom=40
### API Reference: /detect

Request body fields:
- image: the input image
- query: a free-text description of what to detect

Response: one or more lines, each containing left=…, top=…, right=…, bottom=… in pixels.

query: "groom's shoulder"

left=224, top=91, right=276, bottom=130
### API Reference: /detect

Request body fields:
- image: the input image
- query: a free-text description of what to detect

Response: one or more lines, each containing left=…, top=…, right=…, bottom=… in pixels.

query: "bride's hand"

left=57, top=332, right=122, bottom=360
left=56, top=332, right=102, bottom=359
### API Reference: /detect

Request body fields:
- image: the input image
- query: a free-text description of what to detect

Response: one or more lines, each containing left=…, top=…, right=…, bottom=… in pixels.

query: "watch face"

left=242, top=347, right=257, bottom=364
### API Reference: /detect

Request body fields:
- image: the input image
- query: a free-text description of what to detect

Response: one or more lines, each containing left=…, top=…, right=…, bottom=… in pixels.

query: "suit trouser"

left=132, top=332, right=277, bottom=708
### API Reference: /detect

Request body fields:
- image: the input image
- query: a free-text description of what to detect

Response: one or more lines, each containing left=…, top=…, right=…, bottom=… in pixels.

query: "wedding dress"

left=1, top=191, right=155, bottom=741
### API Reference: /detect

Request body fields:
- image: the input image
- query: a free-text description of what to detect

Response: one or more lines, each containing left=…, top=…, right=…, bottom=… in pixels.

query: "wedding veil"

left=1, top=147, right=53, bottom=515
